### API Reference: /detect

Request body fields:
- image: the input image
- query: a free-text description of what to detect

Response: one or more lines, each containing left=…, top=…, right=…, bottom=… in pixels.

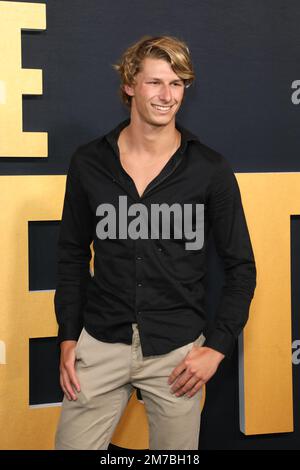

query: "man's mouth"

left=151, top=104, right=174, bottom=112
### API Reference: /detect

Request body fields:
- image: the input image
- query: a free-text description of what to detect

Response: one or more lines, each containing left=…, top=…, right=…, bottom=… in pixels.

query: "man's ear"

left=124, top=83, right=135, bottom=97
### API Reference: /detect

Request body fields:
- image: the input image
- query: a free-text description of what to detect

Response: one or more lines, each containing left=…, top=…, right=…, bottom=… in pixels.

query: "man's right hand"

left=59, top=340, right=81, bottom=401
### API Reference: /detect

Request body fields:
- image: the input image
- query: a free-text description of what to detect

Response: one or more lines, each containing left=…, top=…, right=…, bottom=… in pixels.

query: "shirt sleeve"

left=54, top=148, right=93, bottom=343
left=204, top=155, right=257, bottom=357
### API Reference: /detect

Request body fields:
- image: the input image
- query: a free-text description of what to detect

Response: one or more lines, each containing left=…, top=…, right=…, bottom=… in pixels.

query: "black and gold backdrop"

left=0, top=0, right=299, bottom=450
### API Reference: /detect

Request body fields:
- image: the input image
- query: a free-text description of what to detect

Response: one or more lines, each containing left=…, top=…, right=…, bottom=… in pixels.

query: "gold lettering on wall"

left=236, top=173, right=294, bottom=435
left=0, top=173, right=295, bottom=448
left=0, top=176, right=64, bottom=449
left=0, top=1, right=47, bottom=157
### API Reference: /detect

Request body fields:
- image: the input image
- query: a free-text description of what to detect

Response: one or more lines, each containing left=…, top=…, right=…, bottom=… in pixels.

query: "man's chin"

left=146, top=113, right=175, bottom=127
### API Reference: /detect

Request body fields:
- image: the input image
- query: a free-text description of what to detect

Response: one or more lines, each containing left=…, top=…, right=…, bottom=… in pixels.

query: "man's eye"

left=147, top=81, right=182, bottom=86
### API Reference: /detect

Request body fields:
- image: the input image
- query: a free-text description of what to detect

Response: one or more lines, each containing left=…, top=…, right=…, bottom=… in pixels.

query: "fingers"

left=60, top=371, right=72, bottom=401
left=68, top=365, right=81, bottom=394
left=60, top=364, right=80, bottom=400
left=186, top=382, right=204, bottom=398
left=172, top=375, right=204, bottom=398
left=170, top=373, right=195, bottom=396
left=171, top=376, right=205, bottom=397
left=60, top=350, right=81, bottom=401
left=168, top=362, right=186, bottom=385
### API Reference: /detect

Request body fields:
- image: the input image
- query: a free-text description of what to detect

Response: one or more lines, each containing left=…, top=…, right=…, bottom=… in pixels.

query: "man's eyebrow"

left=146, top=77, right=184, bottom=83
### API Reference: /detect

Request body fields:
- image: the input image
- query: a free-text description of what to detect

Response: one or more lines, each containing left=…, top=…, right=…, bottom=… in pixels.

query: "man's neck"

left=119, top=116, right=181, bottom=159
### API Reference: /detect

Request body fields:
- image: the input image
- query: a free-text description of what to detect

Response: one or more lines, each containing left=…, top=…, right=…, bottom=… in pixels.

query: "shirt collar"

left=104, top=117, right=199, bottom=156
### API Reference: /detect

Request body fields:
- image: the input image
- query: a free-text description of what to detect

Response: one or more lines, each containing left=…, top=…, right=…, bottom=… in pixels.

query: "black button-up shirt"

left=54, top=117, right=256, bottom=358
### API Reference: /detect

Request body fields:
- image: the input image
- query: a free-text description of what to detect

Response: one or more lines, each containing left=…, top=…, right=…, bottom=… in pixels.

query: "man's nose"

left=159, top=85, right=172, bottom=102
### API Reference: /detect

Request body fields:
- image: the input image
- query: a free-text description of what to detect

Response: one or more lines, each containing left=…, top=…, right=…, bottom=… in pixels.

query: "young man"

left=54, top=35, right=256, bottom=450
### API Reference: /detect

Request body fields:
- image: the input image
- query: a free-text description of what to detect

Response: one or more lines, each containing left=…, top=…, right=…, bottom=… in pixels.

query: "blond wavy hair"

left=112, top=35, right=195, bottom=108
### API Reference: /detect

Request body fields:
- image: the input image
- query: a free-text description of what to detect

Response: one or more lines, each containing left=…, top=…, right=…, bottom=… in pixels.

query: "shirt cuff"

left=57, top=322, right=83, bottom=344
left=204, top=328, right=236, bottom=358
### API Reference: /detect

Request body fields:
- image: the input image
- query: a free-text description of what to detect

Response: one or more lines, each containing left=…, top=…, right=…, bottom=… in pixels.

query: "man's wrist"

left=60, top=339, right=77, bottom=351
left=205, top=346, right=225, bottom=362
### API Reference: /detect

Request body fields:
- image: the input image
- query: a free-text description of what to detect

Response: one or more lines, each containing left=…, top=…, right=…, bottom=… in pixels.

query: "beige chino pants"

left=55, top=323, right=205, bottom=450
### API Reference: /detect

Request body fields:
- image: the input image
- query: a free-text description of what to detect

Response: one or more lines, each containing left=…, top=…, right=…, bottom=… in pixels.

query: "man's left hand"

left=168, top=345, right=225, bottom=398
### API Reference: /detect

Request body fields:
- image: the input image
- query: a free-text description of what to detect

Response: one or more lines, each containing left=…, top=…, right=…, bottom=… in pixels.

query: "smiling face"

left=124, top=57, right=185, bottom=127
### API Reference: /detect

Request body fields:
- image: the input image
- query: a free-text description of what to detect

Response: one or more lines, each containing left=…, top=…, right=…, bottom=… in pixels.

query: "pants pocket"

left=193, top=332, right=206, bottom=347
left=75, top=327, right=86, bottom=357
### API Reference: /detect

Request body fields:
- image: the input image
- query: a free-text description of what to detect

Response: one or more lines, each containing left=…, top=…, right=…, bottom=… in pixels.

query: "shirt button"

left=157, top=246, right=163, bottom=252
left=137, top=282, right=143, bottom=287
left=136, top=256, right=142, bottom=260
